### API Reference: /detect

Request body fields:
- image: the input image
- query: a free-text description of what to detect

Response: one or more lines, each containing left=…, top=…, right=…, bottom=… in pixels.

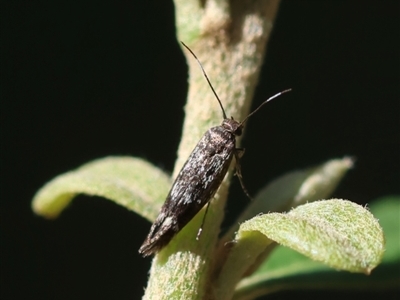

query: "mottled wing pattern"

left=139, top=126, right=235, bottom=256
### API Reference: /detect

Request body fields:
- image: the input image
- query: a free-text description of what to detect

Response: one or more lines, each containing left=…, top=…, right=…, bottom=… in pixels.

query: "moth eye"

left=235, top=126, right=243, bottom=136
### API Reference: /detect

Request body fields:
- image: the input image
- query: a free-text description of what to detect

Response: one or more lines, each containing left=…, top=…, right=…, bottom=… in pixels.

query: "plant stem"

left=143, top=1, right=282, bottom=299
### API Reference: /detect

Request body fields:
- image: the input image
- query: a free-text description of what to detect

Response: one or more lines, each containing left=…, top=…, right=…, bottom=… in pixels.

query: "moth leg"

left=234, top=148, right=252, bottom=200
left=196, top=201, right=211, bottom=240
left=235, top=147, right=245, bottom=159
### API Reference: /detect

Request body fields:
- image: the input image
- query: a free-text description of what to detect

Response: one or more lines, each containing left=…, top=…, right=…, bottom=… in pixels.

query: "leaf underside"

left=32, top=156, right=171, bottom=221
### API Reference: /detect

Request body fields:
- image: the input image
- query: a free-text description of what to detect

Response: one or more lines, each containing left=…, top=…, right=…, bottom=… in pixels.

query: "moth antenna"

left=240, top=88, right=292, bottom=126
left=181, top=41, right=227, bottom=119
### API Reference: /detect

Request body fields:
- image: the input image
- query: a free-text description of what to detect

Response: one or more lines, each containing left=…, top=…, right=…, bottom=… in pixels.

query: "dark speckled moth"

left=139, top=42, right=291, bottom=257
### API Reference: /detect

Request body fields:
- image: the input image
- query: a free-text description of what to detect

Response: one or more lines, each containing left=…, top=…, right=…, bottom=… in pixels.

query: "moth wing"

left=139, top=128, right=235, bottom=256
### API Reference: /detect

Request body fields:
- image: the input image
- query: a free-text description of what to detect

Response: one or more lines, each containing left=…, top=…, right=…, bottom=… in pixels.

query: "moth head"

left=222, top=118, right=243, bottom=136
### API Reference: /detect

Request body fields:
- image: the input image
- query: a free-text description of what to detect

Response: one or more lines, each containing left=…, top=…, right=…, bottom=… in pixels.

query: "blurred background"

left=1, top=1, right=398, bottom=299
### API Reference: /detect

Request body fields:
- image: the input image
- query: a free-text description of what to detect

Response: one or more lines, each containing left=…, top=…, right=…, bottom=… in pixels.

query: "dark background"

left=1, top=1, right=398, bottom=299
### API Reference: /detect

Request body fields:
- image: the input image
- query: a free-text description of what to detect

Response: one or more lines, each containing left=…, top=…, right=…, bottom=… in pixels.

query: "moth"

left=139, top=42, right=290, bottom=257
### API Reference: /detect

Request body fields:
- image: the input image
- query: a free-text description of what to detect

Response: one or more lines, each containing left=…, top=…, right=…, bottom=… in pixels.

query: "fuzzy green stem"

left=143, top=1, right=282, bottom=299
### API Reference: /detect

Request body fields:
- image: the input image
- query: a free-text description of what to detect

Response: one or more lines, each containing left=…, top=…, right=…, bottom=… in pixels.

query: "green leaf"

left=216, top=199, right=385, bottom=300
left=233, top=247, right=399, bottom=300
left=369, top=196, right=400, bottom=264
left=239, top=199, right=384, bottom=273
left=221, top=157, right=354, bottom=244
left=232, top=197, right=399, bottom=300
left=32, top=156, right=171, bottom=221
